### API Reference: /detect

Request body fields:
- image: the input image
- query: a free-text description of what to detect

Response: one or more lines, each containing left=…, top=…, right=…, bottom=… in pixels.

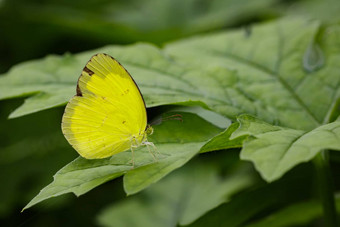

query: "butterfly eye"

left=146, top=125, right=154, bottom=135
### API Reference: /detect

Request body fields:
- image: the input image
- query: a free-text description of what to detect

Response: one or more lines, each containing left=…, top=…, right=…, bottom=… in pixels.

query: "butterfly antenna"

left=161, top=114, right=183, bottom=122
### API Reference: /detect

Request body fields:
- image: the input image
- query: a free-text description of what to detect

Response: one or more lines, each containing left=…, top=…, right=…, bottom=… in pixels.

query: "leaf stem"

left=314, top=151, right=338, bottom=226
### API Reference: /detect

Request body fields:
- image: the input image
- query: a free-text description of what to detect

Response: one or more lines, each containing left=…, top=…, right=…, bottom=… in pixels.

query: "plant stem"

left=314, top=151, right=338, bottom=226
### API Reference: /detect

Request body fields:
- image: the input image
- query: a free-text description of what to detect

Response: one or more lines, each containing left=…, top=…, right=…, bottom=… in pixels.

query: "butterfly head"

left=145, top=125, right=154, bottom=135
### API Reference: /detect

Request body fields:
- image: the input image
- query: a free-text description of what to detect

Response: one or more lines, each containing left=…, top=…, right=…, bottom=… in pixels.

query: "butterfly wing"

left=62, top=54, right=147, bottom=159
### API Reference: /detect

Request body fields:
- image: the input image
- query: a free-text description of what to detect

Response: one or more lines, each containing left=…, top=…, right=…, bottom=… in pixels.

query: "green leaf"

left=234, top=115, right=340, bottom=182
left=97, top=159, right=254, bottom=227
left=23, top=112, right=222, bottom=210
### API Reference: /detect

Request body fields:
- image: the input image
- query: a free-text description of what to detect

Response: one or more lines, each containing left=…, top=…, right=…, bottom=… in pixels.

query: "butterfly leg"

left=143, top=141, right=160, bottom=161
left=130, top=146, right=135, bottom=168
left=129, top=137, right=141, bottom=168
left=147, top=143, right=157, bottom=161
left=150, top=142, right=160, bottom=156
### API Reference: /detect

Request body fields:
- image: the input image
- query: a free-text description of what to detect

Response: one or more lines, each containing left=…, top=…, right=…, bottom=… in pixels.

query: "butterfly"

left=61, top=53, right=154, bottom=162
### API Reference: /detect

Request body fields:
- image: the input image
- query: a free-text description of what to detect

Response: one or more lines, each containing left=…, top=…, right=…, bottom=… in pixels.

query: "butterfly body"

left=62, top=53, right=151, bottom=159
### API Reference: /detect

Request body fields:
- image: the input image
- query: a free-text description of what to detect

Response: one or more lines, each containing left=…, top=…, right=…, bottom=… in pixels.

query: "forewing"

left=62, top=54, right=147, bottom=159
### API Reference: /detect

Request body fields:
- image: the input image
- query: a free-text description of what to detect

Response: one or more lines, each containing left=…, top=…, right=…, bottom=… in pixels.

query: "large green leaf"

left=2, top=18, right=339, bottom=132
left=1, top=18, right=338, bottom=129
left=22, top=112, right=222, bottom=210
left=97, top=159, right=254, bottom=227
left=165, top=18, right=340, bottom=131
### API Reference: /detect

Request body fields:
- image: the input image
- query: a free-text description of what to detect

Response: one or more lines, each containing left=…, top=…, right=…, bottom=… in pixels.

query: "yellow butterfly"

left=61, top=53, right=154, bottom=161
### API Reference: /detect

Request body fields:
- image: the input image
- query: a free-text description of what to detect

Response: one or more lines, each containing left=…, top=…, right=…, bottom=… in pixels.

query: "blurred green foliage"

left=0, top=0, right=277, bottom=73
left=0, top=0, right=323, bottom=73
